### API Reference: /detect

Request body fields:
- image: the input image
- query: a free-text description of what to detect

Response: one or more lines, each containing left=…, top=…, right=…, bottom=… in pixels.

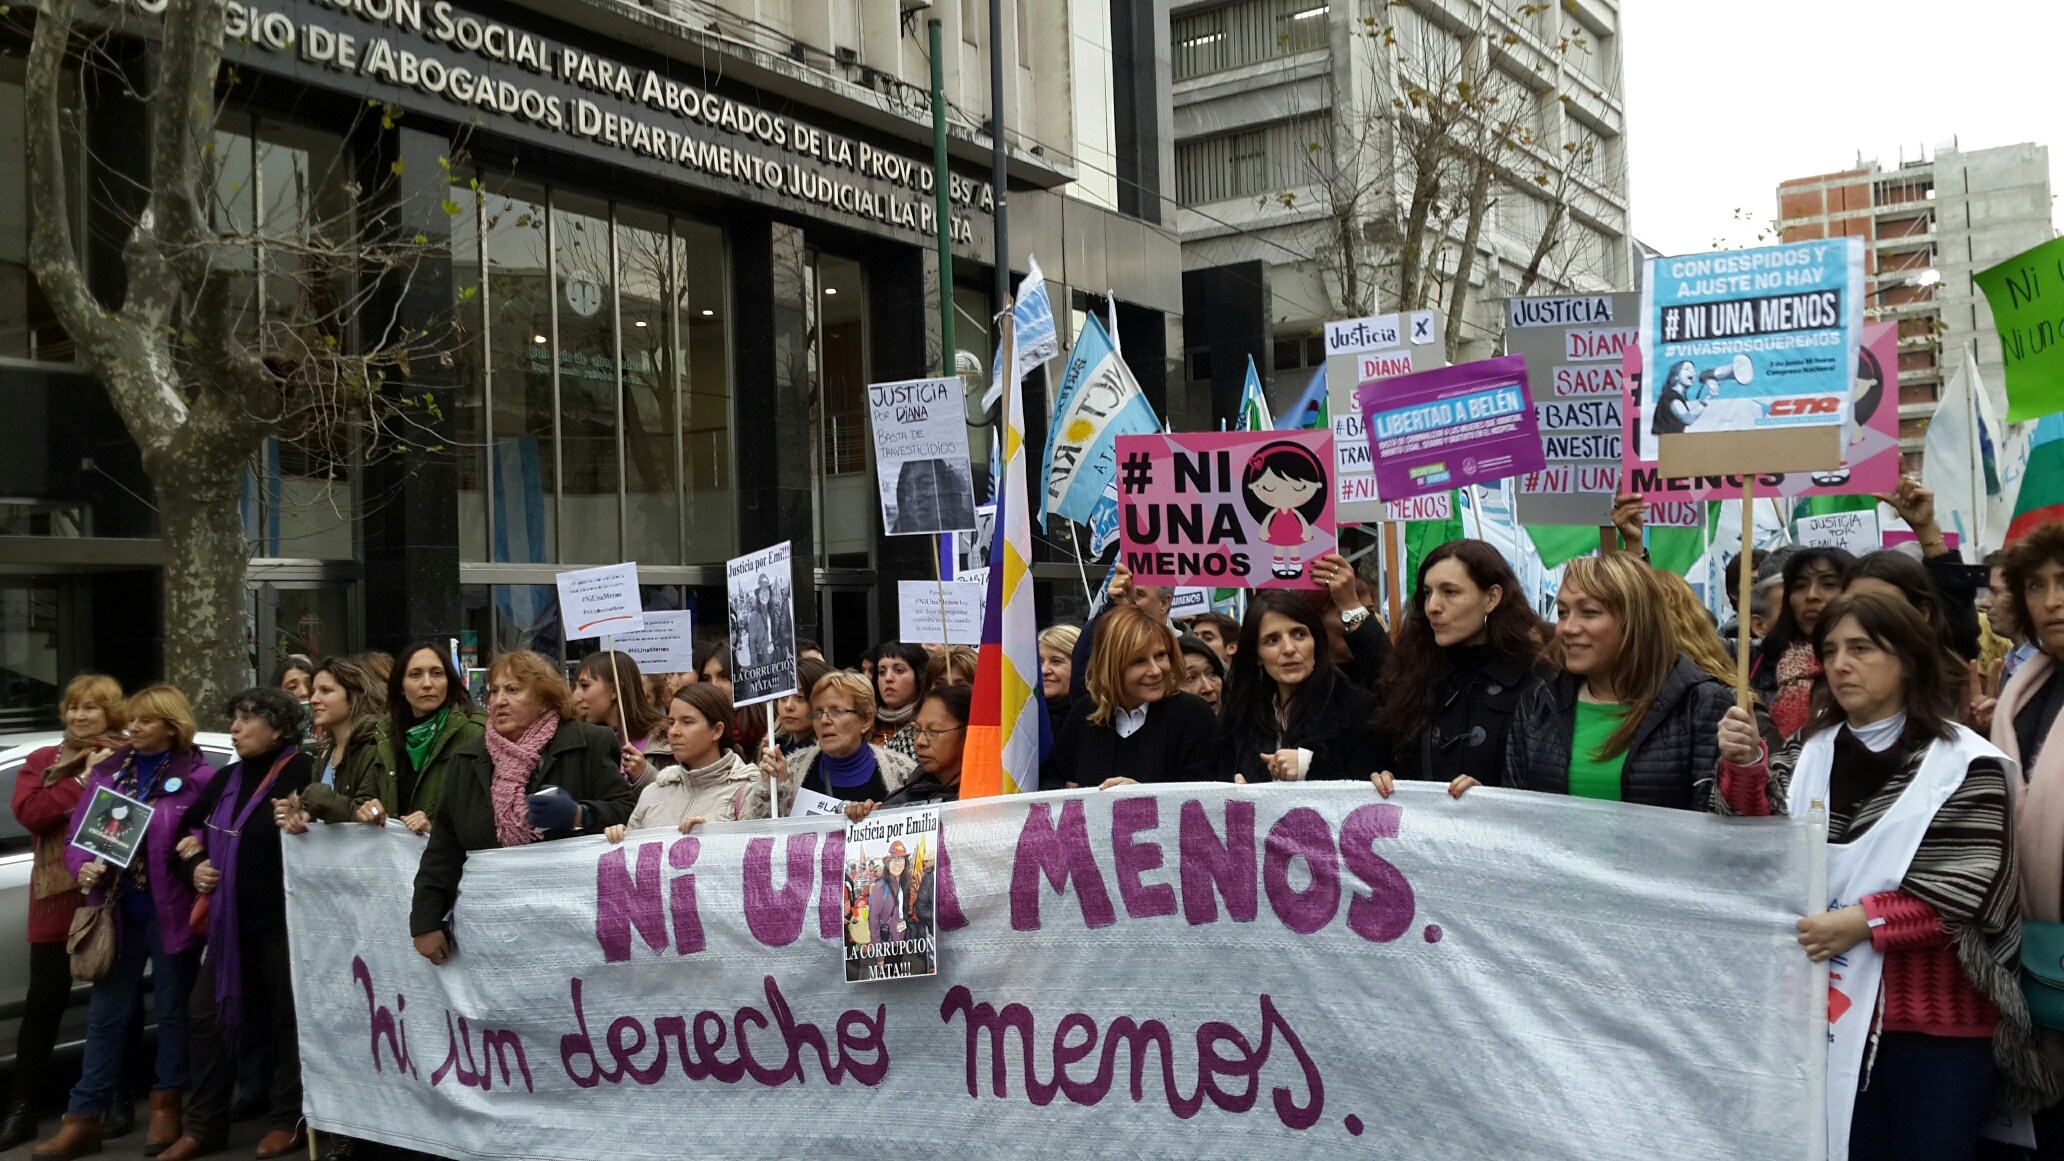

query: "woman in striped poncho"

left=1713, top=591, right=2054, bottom=1160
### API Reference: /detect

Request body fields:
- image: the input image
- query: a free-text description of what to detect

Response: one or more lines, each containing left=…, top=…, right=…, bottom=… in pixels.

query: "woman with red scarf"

left=1750, top=546, right=1854, bottom=741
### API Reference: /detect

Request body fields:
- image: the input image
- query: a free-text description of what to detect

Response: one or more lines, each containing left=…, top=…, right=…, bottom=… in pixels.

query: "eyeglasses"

left=811, top=707, right=860, bottom=722
left=911, top=725, right=966, bottom=743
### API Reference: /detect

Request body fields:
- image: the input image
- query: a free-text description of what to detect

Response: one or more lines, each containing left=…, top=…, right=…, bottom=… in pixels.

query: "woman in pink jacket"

left=1991, top=521, right=2064, bottom=1154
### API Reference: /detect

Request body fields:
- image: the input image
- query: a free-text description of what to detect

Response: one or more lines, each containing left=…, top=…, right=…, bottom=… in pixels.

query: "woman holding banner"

left=1370, top=540, right=1548, bottom=799
left=869, top=643, right=929, bottom=761
left=1220, top=592, right=1380, bottom=784
left=847, top=682, right=971, bottom=822
left=572, top=650, right=666, bottom=789
left=1502, top=553, right=1732, bottom=809
left=165, top=688, right=314, bottom=1161
left=294, top=643, right=480, bottom=835
left=1047, top=606, right=1217, bottom=791
left=758, top=671, right=916, bottom=805
left=1750, top=546, right=1857, bottom=740
left=605, top=683, right=765, bottom=839
left=409, top=651, right=635, bottom=967
left=1716, top=592, right=2049, bottom=1158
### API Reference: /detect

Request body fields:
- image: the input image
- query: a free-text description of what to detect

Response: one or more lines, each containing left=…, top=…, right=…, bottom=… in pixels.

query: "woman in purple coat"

left=36, top=685, right=215, bottom=1161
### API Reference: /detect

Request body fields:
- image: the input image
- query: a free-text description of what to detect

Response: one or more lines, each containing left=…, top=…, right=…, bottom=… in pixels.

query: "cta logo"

left=1766, top=397, right=1841, bottom=418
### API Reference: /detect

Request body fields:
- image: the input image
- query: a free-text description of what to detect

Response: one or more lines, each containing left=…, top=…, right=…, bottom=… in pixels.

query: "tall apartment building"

left=1776, top=142, right=2054, bottom=467
left=0, top=0, right=1182, bottom=717
left=1169, top=0, right=1633, bottom=420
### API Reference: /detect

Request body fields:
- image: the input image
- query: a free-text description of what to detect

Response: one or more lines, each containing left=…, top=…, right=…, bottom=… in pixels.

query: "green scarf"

left=406, top=706, right=450, bottom=771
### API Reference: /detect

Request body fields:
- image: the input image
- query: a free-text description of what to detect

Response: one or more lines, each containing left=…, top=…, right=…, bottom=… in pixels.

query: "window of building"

left=212, top=114, right=358, bottom=561
left=812, top=254, right=872, bottom=569
left=0, top=51, right=83, bottom=363
left=1175, top=114, right=1328, bottom=205
left=455, top=175, right=733, bottom=569
left=1172, top=0, right=1329, bottom=82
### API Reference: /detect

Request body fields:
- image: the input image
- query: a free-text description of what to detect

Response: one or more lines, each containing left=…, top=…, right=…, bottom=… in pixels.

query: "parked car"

left=0, top=731, right=236, bottom=1064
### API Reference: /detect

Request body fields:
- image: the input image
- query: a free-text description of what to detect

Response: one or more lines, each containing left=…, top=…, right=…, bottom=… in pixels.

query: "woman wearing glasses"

left=757, top=671, right=916, bottom=804
left=604, top=683, right=766, bottom=841
left=846, top=682, right=970, bottom=823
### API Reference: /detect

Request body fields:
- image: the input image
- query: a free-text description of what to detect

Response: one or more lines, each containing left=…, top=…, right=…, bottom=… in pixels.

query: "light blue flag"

left=981, top=254, right=1062, bottom=413
left=1087, top=479, right=1121, bottom=557
left=1275, top=365, right=1328, bottom=431
left=1238, top=355, right=1273, bottom=431
left=1040, top=313, right=1161, bottom=527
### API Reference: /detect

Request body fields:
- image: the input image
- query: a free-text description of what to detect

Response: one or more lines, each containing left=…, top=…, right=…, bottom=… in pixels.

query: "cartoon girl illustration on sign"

left=1242, top=441, right=1329, bottom=580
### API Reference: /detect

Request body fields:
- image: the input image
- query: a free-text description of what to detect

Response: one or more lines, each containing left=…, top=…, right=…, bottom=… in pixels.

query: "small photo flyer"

left=69, top=785, right=154, bottom=869
left=842, top=809, right=941, bottom=983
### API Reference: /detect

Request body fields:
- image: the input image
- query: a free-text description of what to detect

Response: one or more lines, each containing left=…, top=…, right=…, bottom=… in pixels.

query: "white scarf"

left=1786, top=721, right=2004, bottom=1161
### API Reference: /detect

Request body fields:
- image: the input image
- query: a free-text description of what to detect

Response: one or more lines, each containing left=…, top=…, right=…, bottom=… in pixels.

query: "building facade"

left=1776, top=142, right=2054, bottom=468
left=0, top=0, right=1185, bottom=723
left=1168, top=0, right=1631, bottom=418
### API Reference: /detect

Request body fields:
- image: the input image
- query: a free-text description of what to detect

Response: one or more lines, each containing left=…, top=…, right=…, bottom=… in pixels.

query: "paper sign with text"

left=1323, top=311, right=1448, bottom=520
left=1638, top=239, right=1863, bottom=461
left=843, top=808, right=941, bottom=982
left=1505, top=293, right=1638, bottom=524
left=1356, top=356, right=1545, bottom=504
left=69, top=786, right=153, bottom=869
left=1383, top=493, right=1454, bottom=523
left=1168, top=588, right=1212, bottom=619
left=284, top=785, right=1826, bottom=1160
left=1797, top=509, right=1882, bottom=557
left=612, top=610, right=695, bottom=674
left=1117, top=430, right=1335, bottom=589
left=896, top=581, right=985, bottom=645
left=726, top=543, right=797, bottom=708
left=1621, top=322, right=1900, bottom=502
left=869, top=377, right=977, bottom=536
left=556, top=562, right=644, bottom=638
left=1975, top=235, right=2064, bottom=422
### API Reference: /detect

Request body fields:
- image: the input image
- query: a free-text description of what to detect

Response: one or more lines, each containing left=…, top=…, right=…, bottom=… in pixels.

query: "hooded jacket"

left=1502, top=655, right=1733, bottom=810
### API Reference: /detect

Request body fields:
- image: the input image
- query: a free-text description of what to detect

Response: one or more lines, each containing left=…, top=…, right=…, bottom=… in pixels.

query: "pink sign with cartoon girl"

left=1116, top=428, right=1336, bottom=591
left=1243, top=441, right=1330, bottom=580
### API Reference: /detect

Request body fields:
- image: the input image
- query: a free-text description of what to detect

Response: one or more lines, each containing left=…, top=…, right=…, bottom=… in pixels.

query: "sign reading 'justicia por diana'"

left=74, top=0, right=997, bottom=253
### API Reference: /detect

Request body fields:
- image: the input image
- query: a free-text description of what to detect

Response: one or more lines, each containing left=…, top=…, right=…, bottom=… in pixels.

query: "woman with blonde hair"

left=38, top=685, right=214, bottom=1161
left=1045, top=606, right=1217, bottom=790
left=409, top=651, right=635, bottom=968
left=758, top=671, right=916, bottom=805
left=1503, top=553, right=1733, bottom=809
left=1652, top=569, right=1745, bottom=693
left=924, top=645, right=978, bottom=689
left=1038, top=625, right=1080, bottom=726
left=7, top=676, right=129, bottom=1152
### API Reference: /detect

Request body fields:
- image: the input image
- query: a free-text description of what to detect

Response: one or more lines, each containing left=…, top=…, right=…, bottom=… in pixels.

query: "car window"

left=0, top=758, right=32, bottom=853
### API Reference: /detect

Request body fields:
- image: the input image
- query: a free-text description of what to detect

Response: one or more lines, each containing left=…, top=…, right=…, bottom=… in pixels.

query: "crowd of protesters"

left=12, top=475, right=2064, bottom=1161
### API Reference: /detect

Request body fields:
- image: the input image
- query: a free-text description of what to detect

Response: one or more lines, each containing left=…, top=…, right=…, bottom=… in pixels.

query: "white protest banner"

left=555, top=562, right=644, bottom=639
left=870, top=377, right=977, bottom=535
left=286, top=784, right=1825, bottom=1161
left=1797, top=509, right=1882, bottom=557
left=1504, top=293, right=1637, bottom=525
left=611, top=610, right=695, bottom=674
left=896, top=581, right=985, bottom=645
left=1382, top=493, right=1453, bottom=523
left=789, top=786, right=846, bottom=819
left=726, top=542, right=797, bottom=707
left=1322, top=312, right=1447, bottom=521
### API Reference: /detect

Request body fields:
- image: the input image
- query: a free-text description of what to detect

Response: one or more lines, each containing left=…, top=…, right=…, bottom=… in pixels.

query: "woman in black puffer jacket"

left=1370, top=539, right=1551, bottom=798
left=1221, top=592, right=1381, bottom=783
left=1503, top=553, right=1732, bottom=810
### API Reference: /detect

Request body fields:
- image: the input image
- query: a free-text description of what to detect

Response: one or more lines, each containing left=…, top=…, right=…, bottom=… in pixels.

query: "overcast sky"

left=1622, top=1, right=2064, bottom=257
